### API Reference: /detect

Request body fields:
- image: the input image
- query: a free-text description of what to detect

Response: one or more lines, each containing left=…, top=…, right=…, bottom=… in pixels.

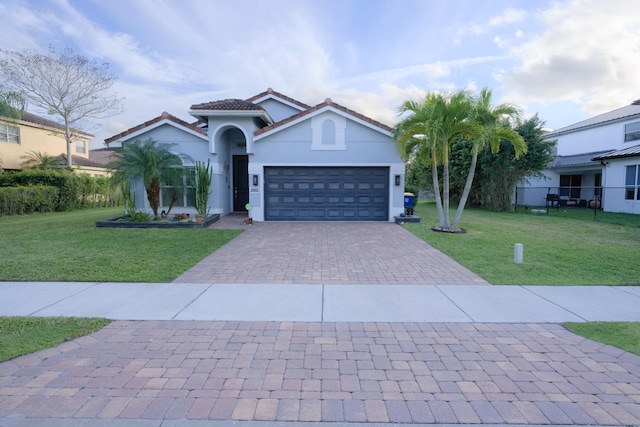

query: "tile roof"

left=592, top=144, right=640, bottom=160
left=89, top=147, right=119, bottom=166
left=246, top=87, right=311, bottom=110
left=547, top=101, right=640, bottom=136
left=104, top=111, right=206, bottom=144
left=254, top=97, right=393, bottom=137
left=190, top=99, right=265, bottom=111
left=1, top=111, right=93, bottom=138
left=60, top=153, right=110, bottom=169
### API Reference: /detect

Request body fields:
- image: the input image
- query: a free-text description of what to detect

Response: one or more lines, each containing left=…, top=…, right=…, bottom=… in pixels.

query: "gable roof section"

left=1, top=111, right=93, bottom=139
left=592, top=144, right=640, bottom=161
left=547, top=101, right=640, bottom=137
left=246, top=87, right=311, bottom=112
left=104, top=111, right=207, bottom=145
left=254, top=98, right=393, bottom=141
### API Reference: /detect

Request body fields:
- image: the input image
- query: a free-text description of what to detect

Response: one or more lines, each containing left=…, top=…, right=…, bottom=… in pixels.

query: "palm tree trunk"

left=451, top=146, right=478, bottom=229
left=147, top=179, right=160, bottom=219
left=442, top=143, right=450, bottom=229
left=431, top=148, right=445, bottom=228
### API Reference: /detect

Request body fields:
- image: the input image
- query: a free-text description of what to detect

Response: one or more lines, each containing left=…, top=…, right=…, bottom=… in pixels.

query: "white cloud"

left=489, top=8, right=527, bottom=27
left=500, top=0, right=640, bottom=115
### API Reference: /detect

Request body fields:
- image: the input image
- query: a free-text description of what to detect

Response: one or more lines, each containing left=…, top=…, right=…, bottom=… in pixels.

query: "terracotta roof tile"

left=190, top=99, right=265, bottom=111
left=3, top=111, right=93, bottom=138
left=246, top=87, right=311, bottom=110
left=104, top=111, right=206, bottom=144
left=89, top=147, right=118, bottom=166
left=59, top=153, right=109, bottom=169
left=254, top=98, right=392, bottom=136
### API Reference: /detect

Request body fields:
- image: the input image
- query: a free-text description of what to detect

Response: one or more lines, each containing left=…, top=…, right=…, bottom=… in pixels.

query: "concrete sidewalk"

left=1, top=282, right=640, bottom=323
left=2, top=282, right=640, bottom=425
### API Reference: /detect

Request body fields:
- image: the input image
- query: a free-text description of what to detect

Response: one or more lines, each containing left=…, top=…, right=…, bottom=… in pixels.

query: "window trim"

left=0, top=123, right=20, bottom=144
left=625, top=164, right=640, bottom=201
left=624, top=121, right=640, bottom=143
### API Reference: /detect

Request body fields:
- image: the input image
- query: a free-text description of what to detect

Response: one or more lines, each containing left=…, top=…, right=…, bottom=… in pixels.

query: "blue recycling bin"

left=404, top=192, right=415, bottom=216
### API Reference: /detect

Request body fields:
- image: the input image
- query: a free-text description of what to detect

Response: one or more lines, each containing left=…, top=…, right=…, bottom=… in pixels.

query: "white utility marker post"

left=514, top=243, right=524, bottom=264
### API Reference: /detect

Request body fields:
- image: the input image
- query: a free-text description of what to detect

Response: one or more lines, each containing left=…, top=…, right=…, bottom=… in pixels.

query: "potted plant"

left=195, top=159, right=213, bottom=222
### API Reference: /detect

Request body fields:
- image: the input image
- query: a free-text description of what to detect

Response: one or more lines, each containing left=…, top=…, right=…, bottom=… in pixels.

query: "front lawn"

left=0, top=207, right=241, bottom=282
left=405, top=202, right=640, bottom=285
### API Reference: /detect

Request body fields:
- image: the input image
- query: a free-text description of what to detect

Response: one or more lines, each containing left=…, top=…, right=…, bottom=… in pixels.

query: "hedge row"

left=0, top=170, right=120, bottom=215
left=0, top=186, right=59, bottom=215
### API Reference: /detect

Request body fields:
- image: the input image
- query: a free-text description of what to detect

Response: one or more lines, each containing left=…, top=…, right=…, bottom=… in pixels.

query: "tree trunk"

left=147, top=179, right=160, bottom=219
left=431, top=148, right=445, bottom=228
left=451, top=146, right=478, bottom=230
left=64, top=117, right=73, bottom=168
left=442, top=143, right=450, bottom=228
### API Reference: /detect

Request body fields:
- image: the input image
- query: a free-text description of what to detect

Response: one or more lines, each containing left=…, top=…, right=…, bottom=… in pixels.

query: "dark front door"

left=233, top=155, right=249, bottom=212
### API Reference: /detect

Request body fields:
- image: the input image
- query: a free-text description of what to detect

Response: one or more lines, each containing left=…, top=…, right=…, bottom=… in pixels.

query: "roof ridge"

left=246, top=87, right=312, bottom=110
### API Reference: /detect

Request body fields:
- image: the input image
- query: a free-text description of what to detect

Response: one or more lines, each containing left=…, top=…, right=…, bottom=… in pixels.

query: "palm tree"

left=20, top=150, right=65, bottom=170
left=450, top=88, right=527, bottom=229
left=0, top=90, right=25, bottom=120
left=108, top=139, right=190, bottom=219
left=395, top=89, right=475, bottom=230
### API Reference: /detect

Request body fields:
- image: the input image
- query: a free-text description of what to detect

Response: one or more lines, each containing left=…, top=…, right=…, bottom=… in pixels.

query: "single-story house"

left=519, top=99, right=640, bottom=214
left=105, top=88, right=405, bottom=221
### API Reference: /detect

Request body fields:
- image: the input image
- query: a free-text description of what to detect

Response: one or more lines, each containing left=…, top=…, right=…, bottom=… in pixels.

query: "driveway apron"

left=174, top=220, right=489, bottom=285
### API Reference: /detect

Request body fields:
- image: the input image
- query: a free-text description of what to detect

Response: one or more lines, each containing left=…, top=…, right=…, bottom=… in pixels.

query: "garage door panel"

left=265, top=166, right=388, bottom=221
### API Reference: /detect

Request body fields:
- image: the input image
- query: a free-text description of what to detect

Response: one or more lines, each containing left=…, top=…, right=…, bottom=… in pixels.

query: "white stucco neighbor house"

left=520, top=99, right=640, bottom=214
left=105, top=88, right=406, bottom=221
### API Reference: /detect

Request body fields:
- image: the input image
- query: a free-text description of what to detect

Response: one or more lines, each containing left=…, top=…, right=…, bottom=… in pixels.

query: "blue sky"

left=1, top=0, right=639, bottom=148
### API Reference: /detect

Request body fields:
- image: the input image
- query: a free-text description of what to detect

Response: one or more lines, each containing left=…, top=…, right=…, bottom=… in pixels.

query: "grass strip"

left=564, top=322, right=640, bottom=356
left=0, top=316, right=112, bottom=362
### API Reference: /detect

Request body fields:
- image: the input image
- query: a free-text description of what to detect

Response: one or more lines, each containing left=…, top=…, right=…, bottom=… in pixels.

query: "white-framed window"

left=625, top=165, right=640, bottom=200
left=76, top=140, right=86, bottom=154
left=624, top=121, right=640, bottom=142
left=0, top=123, right=20, bottom=144
left=160, top=167, right=196, bottom=208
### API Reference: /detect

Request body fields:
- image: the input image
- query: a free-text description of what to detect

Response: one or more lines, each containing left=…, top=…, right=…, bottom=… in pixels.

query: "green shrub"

left=129, top=211, right=151, bottom=222
left=0, top=186, right=59, bottom=215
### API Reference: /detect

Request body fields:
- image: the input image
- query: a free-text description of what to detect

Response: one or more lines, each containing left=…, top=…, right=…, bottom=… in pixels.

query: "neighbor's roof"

left=254, top=97, right=393, bottom=137
left=550, top=150, right=611, bottom=168
left=60, top=153, right=109, bottom=169
left=1, top=111, right=93, bottom=138
left=547, top=100, right=640, bottom=137
left=592, top=144, right=640, bottom=161
left=88, top=147, right=119, bottom=166
left=104, top=111, right=206, bottom=144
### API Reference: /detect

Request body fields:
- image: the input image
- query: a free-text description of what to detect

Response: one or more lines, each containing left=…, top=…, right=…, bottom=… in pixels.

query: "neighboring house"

left=520, top=100, right=640, bottom=214
left=0, top=111, right=110, bottom=176
left=105, top=88, right=405, bottom=221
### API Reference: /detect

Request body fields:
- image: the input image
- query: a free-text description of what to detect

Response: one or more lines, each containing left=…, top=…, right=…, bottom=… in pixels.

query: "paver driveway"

left=175, top=219, right=488, bottom=285
left=2, top=321, right=640, bottom=424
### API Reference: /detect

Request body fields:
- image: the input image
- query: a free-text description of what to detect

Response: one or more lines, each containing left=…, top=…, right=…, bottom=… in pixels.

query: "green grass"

left=404, top=201, right=640, bottom=285
left=564, top=322, right=640, bottom=356
left=0, top=316, right=112, bottom=362
left=0, top=207, right=242, bottom=282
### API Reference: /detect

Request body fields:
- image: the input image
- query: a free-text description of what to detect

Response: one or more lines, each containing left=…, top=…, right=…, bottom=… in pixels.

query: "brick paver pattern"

left=174, top=221, right=488, bottom=285
left=1, top=321, right=639, bottom=424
